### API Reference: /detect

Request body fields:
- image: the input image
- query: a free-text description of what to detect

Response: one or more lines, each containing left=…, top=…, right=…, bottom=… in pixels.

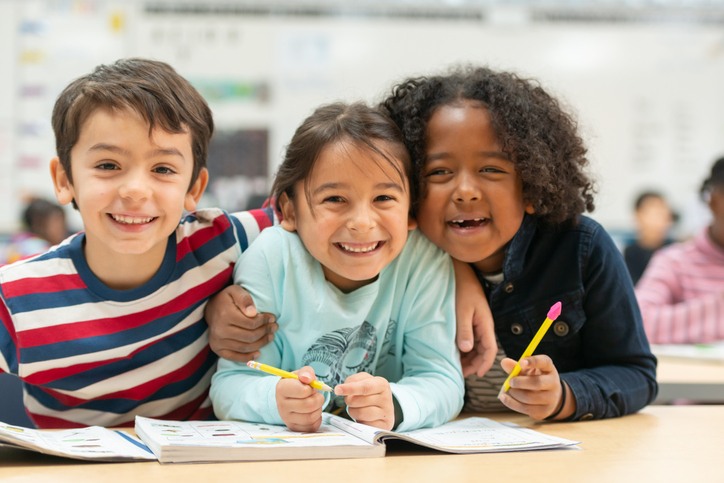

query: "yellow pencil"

left=246, top=361, right=333, bottom=392
left=498, top=301, right=562, bottom=398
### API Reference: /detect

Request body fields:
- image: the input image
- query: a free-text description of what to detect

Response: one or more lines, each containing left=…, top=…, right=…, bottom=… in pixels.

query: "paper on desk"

left=0, top=422, right=156, bottom=461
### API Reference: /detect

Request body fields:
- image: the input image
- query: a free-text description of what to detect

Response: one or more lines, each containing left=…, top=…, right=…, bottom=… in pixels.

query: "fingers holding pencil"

left=498, top=355, right=574, bottom=421
left=276, top=366, right=325, bottom=432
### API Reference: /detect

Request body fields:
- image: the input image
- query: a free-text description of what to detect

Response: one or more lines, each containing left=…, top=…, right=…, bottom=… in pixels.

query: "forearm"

left=210, top=360, right=284, bottom=424
left=561, top=361, right=658, bottom=420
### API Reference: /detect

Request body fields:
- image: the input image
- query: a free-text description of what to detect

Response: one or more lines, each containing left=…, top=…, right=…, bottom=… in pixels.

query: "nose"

left=347, top=203, right=376, bottom=233
left=118, top=169, right=152, bottom=202
left=453, top=171, right=481, bottom=203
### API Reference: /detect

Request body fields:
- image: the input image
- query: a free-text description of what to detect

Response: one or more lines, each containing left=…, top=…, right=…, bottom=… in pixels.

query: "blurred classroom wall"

left=1, top=0, right=723, bottom=239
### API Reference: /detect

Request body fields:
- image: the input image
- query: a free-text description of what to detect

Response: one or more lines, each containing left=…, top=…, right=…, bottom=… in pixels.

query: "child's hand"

left=334, top=373, right=395, bottom=431
left=499, top=355, right=576, bottom=421
left=276, top=366, right=325, bottom=432
left=452, top=258, right=497, bottom=377
left=205, top=285, right=278, bottom=362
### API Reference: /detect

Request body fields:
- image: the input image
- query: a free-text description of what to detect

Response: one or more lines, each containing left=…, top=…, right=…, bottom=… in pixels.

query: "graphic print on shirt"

left=301, top=321, right=378, bottom=388
left=375, top=319, right=397, bottom=370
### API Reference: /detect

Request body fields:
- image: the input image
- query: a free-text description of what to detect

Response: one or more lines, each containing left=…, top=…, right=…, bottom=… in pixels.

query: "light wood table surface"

left=2, top=406, right=722, bottom=483
left=655, top=356, right=724, bottom=402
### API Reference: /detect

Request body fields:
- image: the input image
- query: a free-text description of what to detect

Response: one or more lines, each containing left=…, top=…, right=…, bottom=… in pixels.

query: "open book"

left=0, top=421, right=156, bottom=462
left=135, top=414, right=580, bottom=464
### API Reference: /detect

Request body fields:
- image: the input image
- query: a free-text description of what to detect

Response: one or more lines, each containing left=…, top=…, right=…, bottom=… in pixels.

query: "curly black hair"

left=379, top=66, right=595, bottom=225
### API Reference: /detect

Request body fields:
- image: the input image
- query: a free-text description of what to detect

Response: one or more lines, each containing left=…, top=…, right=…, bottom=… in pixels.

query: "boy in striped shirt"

left=0, top=58, right=275, bottom=428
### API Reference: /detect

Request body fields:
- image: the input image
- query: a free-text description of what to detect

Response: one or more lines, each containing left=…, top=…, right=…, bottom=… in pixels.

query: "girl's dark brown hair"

left=272, top=102, right=410, bottom=213
left=380, top=66, right=595, bottom=225
left=52, top=58, right=213, bottom=193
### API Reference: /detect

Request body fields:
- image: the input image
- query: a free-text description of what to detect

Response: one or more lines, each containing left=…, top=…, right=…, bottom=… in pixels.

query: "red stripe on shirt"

left=18, top=267, right=232, bottom=348
left=250, top=208, right=273, bottom=230
left=176, top=213, right=232, bottom=262
left=3, top=274, right=86, bottom=298
left=28, top=412, right=87, bottom=429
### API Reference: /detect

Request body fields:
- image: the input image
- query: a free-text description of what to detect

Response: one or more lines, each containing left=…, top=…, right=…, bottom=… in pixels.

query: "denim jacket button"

left=511, top=323, right=523, bottom=335
left=579, top=413, right=594, bottom=421
left=553, top=321, right=569, bottom=337
left=503, top=283, right=514, bottom=293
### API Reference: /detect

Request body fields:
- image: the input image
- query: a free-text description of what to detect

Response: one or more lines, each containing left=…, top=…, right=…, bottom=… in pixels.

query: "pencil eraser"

left=246, top=361, right=255, bottom=368
left=547, top=302, right=562, bottom=320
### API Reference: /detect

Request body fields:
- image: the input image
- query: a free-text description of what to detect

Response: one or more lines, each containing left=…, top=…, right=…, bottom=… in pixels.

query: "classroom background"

left=1, top=0, right=724, bottom=252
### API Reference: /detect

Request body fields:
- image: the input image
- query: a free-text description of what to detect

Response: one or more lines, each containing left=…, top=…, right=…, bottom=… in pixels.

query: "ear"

left=279, top=192, right=297, bottom=232
left=184, top=168, right=209, bottom=212
left=50, top=157, right=75, bottom=206
left=407, top=215, right=418, bottom=231
left=524, top=203, right=535, bottom=215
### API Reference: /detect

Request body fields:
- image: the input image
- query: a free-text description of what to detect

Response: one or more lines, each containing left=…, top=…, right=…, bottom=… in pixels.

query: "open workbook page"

left=0, top=422, right=156, bottom=462
left=134, top=415, right=385, bottom=463
left=326, top=414, right=580, bottom=453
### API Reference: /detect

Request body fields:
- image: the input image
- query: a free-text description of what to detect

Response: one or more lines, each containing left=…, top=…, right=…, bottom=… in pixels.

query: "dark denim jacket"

left=478, top=215, right=658, bottom=421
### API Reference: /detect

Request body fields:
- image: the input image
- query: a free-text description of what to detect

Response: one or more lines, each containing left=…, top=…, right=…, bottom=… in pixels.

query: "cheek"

left=417, top=195, right=444, bottom=228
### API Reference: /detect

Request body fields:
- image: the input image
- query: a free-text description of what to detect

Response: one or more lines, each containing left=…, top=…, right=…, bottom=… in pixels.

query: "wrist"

left=545, top=378, right=576, bottom=421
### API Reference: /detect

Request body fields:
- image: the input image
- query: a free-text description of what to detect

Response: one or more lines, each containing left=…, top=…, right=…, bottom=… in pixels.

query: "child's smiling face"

left=280, top=140, right=416, bottom=293
left=417, top=101, right=533, bottom=274
left=51, top=107, right=206, bottom=280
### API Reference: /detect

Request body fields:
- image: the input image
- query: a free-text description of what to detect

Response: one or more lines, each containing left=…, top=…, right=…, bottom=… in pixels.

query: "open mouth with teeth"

left=335, top=241, right=385, bottom=254
left=449, top=218, right=488, bottom=229
left=109, top=214, right=157, bottom=225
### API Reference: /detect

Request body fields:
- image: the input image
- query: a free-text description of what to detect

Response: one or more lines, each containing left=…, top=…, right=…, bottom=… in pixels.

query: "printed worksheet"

left=136, top=417, right=373, bottom=448
left=0, top=422, right=156, bottom=461
left=326, top=414, right=580, bottom=453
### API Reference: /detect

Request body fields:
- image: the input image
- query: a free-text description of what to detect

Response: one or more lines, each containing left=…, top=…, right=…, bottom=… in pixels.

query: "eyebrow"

left=87, top=143, right=185, bottom=159
left=426, top=151, right=510, bottom=162
left=312, top=181, right=404, bottom=195
left=88, top=143, right=131, bottom=156
left=376, top=182, right=404, bottom=192
left=313, top=182, right=348, bottom=194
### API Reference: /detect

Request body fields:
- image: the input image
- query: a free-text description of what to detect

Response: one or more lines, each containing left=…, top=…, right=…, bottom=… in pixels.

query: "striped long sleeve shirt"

left=0, top=208, right=274, bottom=428
left=635, top=227, right=724, bottom=344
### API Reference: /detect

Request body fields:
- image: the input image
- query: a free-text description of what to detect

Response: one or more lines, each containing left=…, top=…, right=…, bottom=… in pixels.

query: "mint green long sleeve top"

left=210, top=227, right=464, bottom=432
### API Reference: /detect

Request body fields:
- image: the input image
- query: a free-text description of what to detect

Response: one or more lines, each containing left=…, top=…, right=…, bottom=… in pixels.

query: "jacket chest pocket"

left=496, top=292, right=585, bottom=372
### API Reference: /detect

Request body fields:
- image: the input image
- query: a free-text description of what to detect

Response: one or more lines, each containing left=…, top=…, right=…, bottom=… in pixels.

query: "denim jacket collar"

left=502, top=214, right=537, bottom=281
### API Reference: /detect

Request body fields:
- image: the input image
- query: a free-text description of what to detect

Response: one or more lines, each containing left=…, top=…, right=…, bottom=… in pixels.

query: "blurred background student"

left=636, top=157, right=724, bottom=345
left=623, top=191, right=676, bottom=286
left=3, top=198, right=68, bottom=264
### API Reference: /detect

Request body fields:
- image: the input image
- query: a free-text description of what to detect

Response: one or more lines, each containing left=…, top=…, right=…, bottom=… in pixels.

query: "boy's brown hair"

left=51, top=58, right=214, bottom=191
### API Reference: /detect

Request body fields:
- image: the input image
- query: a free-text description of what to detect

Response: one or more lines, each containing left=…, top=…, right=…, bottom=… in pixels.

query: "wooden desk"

left=1, top=406, right=722, bottom=483
left=655, top=356, right=724, bottom=403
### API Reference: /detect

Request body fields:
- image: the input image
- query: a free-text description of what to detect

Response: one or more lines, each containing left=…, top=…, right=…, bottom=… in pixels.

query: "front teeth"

left=338, top=242, right=379, bottom=253
left=111, top=214, right=154, bottom=225
left=452, top=218, right=486, bottom=223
